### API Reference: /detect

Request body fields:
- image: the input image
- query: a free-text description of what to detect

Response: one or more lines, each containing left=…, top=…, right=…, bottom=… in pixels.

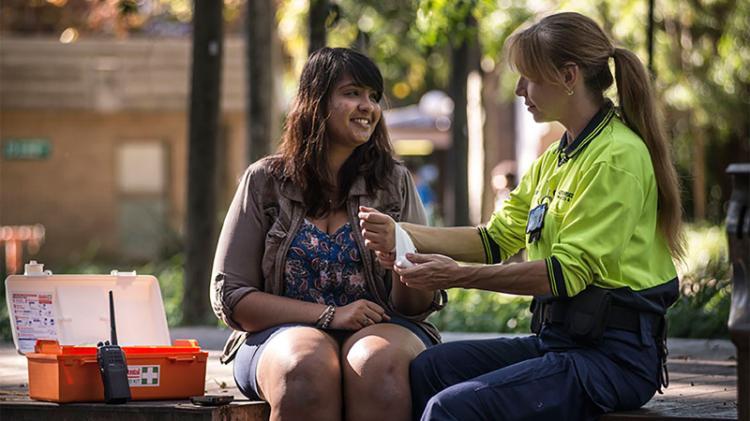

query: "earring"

left=566, top=88, right=574, bottom=96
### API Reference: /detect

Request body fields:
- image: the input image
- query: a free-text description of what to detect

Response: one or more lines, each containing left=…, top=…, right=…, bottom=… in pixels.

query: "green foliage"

left=667, top=225, right=732, bottom=338
left=412, top=0, right=531, bottom=56
left=428, top=288, right=532, bottom=333
left=653, top=0, right=750, bottom=222
left=136, top=253, right=185, bottom=327
left=474, top=0, right=533, bottom=58
left=414, top=0, right=478, bottom=48
left=0, top=270, right=10, bottom=343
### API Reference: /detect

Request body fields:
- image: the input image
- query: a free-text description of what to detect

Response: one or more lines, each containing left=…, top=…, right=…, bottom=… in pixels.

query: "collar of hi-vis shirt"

left=557, top=100, right=616, bottom=167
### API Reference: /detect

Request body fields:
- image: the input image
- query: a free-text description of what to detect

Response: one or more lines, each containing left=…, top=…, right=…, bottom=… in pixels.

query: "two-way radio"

left=96, top=290, right=131, bottom=404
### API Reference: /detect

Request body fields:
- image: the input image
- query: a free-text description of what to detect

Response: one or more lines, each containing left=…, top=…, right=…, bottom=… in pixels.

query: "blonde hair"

left=506, top=12, right=685, bottom=259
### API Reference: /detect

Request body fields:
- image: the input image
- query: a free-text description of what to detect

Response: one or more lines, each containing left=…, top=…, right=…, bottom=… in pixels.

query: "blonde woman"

left=360, top=12, right=683, bottom=420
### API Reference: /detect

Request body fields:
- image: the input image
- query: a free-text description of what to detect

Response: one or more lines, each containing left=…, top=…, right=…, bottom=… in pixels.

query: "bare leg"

left=257, top=326, right=342, bottom=421
left=341, top=323, right=426, bottom=421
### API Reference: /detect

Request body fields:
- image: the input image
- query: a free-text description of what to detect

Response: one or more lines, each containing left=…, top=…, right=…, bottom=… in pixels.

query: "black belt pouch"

left=529, top=298, right=542, bottom=334
left=565, top=287, right=612, bottom=343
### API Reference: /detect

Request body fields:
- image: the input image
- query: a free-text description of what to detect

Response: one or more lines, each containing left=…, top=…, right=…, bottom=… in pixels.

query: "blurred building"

left=386, top=90, right=454, bottom=155
left=0, top=37, right=249, bottom=264
left=385, top=91, right=453, bottom=223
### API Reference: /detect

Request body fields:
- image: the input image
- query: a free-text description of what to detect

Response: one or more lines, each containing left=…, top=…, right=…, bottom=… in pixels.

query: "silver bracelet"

left=314, top=305, right=328, bottom=326
left=315, top=305, right=335, bottom=329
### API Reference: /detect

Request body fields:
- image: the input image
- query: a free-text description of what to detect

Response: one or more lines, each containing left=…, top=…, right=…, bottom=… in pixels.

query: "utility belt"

left=530, top=287, right=670, bottom=390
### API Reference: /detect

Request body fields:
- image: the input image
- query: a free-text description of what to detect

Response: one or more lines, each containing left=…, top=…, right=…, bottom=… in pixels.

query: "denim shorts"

left=233, top=316, right=437, bottom=400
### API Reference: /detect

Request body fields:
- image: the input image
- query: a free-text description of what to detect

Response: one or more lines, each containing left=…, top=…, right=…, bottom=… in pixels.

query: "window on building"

left=116, top=142, right=167, bottom=260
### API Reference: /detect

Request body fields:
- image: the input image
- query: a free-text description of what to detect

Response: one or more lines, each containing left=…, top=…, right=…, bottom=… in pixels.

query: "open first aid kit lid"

left=5, top=261, right=171, bottom=354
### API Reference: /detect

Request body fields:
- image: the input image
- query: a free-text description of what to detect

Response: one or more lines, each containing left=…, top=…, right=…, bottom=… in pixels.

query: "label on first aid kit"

left=12, top=292, right=57, bottom=353
left=128, top=365, right=161, bottom=387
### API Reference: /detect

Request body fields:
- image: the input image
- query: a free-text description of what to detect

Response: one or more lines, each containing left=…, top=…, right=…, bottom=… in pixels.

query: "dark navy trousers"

left=410, top=324, right=661, bottom=421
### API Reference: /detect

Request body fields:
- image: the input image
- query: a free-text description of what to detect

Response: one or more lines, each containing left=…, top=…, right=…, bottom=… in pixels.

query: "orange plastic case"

left=5, top=262, right=208, bottom=403
left=27, top=339, right=207, bottom=403
left=26, top=340, right=208, bottom=403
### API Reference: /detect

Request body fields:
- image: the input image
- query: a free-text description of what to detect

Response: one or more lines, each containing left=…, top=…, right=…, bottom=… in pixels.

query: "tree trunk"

left=246, top=0, right=276, bottom=164
left=184, top=0, right=223, bottom=325
left=308, top=0, right=328, bottom=55
left=647, top=0, right=655, bottom=76
left=692, top=125, right=706, bottom=220
left=446, top=15, right=479, bottom=226
left=481, top=65, right=516, bottom=222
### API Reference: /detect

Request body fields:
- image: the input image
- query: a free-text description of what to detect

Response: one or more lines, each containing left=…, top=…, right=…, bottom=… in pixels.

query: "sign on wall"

left=2, top=138, right=52, bottom=160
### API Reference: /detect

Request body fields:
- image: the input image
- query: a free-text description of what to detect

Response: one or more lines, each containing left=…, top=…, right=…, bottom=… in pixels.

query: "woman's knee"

left=258, top=327, right=341, bottom=403
left=281, top=346, right=339, bottom=386
left=343, top=325, right=423, bottom=400
left=347, top=341, right=405, bottom=375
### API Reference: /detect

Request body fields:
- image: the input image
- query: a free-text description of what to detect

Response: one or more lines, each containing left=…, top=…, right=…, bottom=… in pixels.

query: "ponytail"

left=613, top=47, right=685, bottom=259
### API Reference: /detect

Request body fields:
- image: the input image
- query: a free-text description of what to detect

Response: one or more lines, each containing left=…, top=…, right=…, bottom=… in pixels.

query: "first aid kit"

left=5, top=261, right=208, bottom=403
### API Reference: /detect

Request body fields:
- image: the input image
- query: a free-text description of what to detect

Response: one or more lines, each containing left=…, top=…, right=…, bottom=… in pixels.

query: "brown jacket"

left=210, top=156, right=444, bottom=363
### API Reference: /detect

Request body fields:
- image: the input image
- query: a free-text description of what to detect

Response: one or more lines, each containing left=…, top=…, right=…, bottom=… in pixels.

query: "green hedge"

left=0, top=279, right=9, bottom=342
left=428, top=289, right=532, bottom=333
left=666, top=225, right=731, bottom=338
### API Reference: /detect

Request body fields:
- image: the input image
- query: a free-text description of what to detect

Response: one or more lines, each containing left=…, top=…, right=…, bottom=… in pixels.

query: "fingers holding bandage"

left=359, top=206, right=418, bottom=270
left=394, top=253, right=461, bottom=290
left=375, top=250, right=396, bottom=268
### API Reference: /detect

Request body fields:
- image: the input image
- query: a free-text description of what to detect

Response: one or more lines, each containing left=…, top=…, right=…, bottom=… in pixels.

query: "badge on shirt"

left=526, top=203, right=548, bottom=243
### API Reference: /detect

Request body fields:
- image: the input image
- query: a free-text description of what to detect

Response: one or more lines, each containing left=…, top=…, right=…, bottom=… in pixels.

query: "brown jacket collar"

left=278, top=171, right=370, bottom=203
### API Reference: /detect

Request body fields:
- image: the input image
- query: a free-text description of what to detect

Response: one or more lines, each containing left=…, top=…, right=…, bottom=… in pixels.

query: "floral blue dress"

left=283, top=220, right=373, bottom=305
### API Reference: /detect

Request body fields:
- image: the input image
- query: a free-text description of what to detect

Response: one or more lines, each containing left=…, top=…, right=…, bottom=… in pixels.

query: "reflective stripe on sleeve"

left=478, top=226, right=503, bottom=264
left=546, top=256, right=568, bottom=298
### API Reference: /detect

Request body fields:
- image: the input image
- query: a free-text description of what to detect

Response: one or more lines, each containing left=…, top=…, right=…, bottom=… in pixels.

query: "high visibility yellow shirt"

left=480, top=103, right=678, bottom=312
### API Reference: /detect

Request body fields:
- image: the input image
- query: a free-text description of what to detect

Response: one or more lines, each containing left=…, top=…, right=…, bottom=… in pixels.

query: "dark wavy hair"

left=270, top=47, right=395, bottom=217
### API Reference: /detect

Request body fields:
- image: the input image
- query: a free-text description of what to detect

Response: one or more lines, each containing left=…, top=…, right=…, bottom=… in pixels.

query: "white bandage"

left=395, top=223, right=417, bottom=268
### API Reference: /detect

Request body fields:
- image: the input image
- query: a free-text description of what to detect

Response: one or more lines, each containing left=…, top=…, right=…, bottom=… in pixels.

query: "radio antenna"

left=109, top=290, right=118, bottom=345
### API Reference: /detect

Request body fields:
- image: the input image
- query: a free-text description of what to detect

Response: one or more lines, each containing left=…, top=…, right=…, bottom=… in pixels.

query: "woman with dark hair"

left=360, top=12, right=683, bottom=420
left=210, top=47, right=443, bottom=421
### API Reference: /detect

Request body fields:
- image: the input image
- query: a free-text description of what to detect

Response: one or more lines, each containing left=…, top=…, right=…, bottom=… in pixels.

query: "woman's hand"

left=394, top=253, right=463, bottom=291
left=358, top=206, right=396, bottom=254
left=329, top=299, right=390, bottom=330
left=375, top=250, right=396, bottom=269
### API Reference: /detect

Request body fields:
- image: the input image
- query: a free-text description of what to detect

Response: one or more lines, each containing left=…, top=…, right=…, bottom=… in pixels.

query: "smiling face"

left=514, top=74, right=569, bottom=123
left=326, top=73, right=382, bottom=150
